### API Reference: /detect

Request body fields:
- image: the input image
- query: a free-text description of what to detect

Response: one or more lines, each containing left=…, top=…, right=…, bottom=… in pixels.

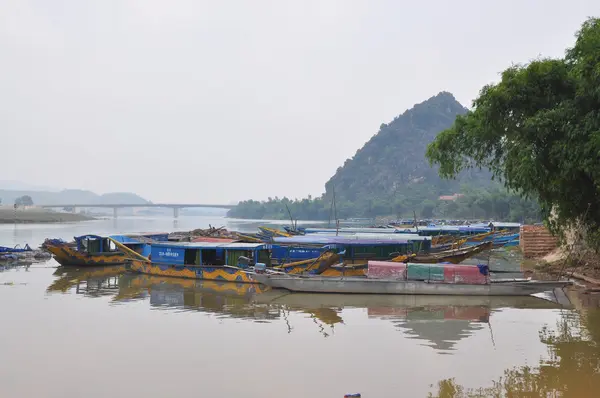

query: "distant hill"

left=322, top=92, right=495, bottom=214
left=0, top=188, right=149, bottom=206
left=228, top=91, right=506, bottom=220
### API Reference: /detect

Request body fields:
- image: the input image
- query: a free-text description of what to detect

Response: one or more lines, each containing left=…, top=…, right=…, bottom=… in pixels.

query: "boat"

left=1, top=244, right=51, bottom=262
left=406, top=241, right=493, bottom=264
left=0, top=244, right=32, bottom=253
left=250, top=273, right=572, bottom=296
left=272, top=250, right=342, bottom=274
left=42, top=234, right=152, bottom=266
left=126, top=241, right=274, bottom=283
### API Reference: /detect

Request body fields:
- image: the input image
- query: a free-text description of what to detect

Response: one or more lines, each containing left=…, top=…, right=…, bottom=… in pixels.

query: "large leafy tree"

left=426, top=18, right=600, bottom=249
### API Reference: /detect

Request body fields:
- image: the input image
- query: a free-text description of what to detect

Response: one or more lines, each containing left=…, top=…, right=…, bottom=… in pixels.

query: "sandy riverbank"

left=0, top=207, right=95, bottom=223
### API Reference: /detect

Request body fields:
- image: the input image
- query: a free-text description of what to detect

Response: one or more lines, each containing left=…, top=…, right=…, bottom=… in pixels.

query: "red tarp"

left=367, top=261, right=407, bottom=279
left=443, top=265, right=488, bottom=285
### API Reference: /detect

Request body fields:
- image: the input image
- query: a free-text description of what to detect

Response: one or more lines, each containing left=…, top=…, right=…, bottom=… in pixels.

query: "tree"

left=421, top=200, right=436, bottom=218
left=426, top=18, right=600, bottom=249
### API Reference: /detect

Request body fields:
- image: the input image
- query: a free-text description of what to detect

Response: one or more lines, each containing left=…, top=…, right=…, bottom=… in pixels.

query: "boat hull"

left=129, top=259, right=258, bottom=283
left=251, top=274, right=571, bottom=296
left=411, top=241, right=493, bottom=264
left=43, top=242, right=129, bottom=266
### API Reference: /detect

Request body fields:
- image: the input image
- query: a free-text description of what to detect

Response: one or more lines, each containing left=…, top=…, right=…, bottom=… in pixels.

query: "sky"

left=1, top=1, right=598, bottom=204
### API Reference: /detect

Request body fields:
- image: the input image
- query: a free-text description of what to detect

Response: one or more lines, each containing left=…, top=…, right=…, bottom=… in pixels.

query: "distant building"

left=438, top=193, right=464, bottom=201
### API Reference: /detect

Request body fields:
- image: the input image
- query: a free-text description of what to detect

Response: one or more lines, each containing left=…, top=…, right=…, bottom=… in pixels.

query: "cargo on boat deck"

left=443, top=264, right=488, bottom=285
left=406, top=263, right=445, bottom=281
left=367, top=261, right=407, bottom=279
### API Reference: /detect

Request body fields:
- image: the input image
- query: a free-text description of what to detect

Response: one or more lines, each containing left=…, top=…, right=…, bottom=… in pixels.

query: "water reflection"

left=0, top=263, right=31, bottom=273
left=116, top=274, right=281, bottom=321
left=429, top=293, right=600, bottom=397
left=257, top=293, right=564, bottom=351
left=47, top=265, right=126, bottom=297
left=46, top=267, right=567, bottom=353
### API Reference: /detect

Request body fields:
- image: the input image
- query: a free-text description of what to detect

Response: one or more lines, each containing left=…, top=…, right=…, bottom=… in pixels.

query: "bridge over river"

left=39, top=203, right=234, bottom=218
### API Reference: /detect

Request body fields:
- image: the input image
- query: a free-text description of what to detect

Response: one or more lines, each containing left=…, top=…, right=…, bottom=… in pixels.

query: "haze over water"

left=1, top=216, right=599, bottom=397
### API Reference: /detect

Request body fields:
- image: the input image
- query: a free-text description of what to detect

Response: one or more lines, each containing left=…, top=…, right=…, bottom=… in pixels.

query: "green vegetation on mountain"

left=426, top=17, right=600, bottom=249
left=229, top=92, right=539, bottom=221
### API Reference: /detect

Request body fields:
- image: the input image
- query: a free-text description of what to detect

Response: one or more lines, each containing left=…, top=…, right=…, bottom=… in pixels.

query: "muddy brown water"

left=1, top=217, right=599, bottom=397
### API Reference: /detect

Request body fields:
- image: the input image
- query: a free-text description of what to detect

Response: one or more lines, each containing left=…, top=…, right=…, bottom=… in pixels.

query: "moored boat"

left=127, top=241, right=273, bottom=283
left=406, top=241, right=493, bottom=264
left=0, top=244, right=51, bottom=262
left=43, top=234, right=152, bottom=266
left=251, top=273, right=571, bottom=296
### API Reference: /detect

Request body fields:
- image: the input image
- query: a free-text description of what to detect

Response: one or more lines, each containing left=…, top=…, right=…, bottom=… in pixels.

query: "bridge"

left=39, top=203, right=235, bottom=218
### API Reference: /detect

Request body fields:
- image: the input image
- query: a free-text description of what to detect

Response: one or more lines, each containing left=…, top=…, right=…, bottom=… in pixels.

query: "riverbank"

left=534, top=247, right=600, bottom=286
left=0, top=207, right=95, bottom=223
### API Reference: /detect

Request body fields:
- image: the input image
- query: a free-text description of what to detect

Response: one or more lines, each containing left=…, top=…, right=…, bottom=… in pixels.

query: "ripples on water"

left=1, top=217, right=599, bottom=397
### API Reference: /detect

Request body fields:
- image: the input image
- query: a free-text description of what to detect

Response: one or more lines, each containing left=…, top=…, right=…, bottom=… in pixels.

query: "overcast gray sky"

left=1, top=1, right=597, bottom=203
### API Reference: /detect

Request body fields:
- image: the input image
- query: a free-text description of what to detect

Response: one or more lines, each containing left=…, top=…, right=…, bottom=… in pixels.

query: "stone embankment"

left=520, top=225, right=558, bottom=258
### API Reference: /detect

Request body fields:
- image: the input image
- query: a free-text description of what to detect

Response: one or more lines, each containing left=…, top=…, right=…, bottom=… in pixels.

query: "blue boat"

left=128, top=241, right=273, bottom=283
left=0, top=244, right=32, bottom=253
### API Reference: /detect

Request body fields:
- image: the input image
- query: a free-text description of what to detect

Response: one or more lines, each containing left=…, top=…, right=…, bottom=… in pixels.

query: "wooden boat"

left=429, top=238, right=467, bottom=253
left=272, top=250, right=341, bottom=275
left=407, top=241, right=493, bottom=264
left=466, top=231, right=495, bottom=242
left=258, top=226, right=292, bottom=238
left=431, top=235, right=454, bottom=246
left=251, top=273, right=572, bottom=296
left=320, top=263, right=369, bottom=277
left=42, top=235, right=149, bottom=266
left=124, top=239, right=280, bottom=283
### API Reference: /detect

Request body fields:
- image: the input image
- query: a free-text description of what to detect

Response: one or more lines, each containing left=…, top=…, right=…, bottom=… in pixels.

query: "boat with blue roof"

left=127, top=241, right=273, bottom=283
left=42, top=233, right=165, bottom=266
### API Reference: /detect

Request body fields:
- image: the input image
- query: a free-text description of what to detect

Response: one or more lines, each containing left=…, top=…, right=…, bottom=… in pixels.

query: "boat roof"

left=308, top=232, right=431, bottom=241
left=151, top=241, right=266, bottom=249
left=74, top=234, right=105, bottom=241
left=272, top=236, right=421, bottom=245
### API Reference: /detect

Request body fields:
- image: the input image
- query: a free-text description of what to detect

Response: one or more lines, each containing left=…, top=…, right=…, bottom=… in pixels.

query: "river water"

left=1, top=216, right=599, bottom=397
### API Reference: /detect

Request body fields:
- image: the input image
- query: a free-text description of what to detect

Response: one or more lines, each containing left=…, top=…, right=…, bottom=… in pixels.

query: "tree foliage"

left=14, top=195, right=34, bottom=207
left=426, top=18, right=600, bottom=249
left=228, top=186, right=540, bottom=222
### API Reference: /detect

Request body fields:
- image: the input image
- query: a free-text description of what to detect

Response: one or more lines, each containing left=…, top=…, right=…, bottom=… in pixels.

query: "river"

left=1, top=216, right=599, bottom=397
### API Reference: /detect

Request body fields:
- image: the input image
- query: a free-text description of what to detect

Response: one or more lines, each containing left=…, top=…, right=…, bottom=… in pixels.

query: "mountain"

left=0, top=189, right=149, bottom=206
left=228, top=91, right=508, bottom=220
left=322, top=92, right=493, bottom=215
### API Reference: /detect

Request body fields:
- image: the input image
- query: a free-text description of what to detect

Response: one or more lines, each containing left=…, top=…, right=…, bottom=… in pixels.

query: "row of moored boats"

left=32, top=223, right=570, bottom=297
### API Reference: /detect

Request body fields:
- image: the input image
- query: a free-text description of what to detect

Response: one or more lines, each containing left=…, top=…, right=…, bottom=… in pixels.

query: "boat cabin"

left=74, top=235, right=122, bottom=254
left=271, top=235, right=432, bottom=262
left=149, top=242, right=271, bottom=267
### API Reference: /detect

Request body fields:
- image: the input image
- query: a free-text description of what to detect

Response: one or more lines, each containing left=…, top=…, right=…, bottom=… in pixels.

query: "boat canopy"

left=149, top=241, right=269, bottom=266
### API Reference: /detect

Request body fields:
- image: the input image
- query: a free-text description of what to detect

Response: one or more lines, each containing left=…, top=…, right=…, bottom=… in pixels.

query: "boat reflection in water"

left=252, top=293, right=565, bottom=349
left=46, top=267, right=565, bottom=349
left=115, top=274, right=281, bottom=321
left=47, top=265, right=127, bottom=297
